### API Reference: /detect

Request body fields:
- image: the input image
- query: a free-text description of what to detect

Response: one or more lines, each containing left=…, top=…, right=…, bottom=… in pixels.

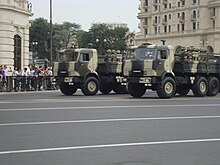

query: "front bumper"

left=127, top=77, right=157, bottom=85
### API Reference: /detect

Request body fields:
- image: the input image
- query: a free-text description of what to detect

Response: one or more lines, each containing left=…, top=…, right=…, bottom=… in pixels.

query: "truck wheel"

left=192, top=76, right=208, bottom=97
left=177, top=85, right=190, bottom=96
left=128, top=83, right=146, bottom=98
left=100, top=83, right=112, bottom=94
left=207, top=77, right=219, bottom=96
left=82, top=77, right=99, bottom=96
left=113, top=84, right=129, bottom=94
left=157, top=77, right=176, bottom=99
left=60, top=82, right=77, bottom=95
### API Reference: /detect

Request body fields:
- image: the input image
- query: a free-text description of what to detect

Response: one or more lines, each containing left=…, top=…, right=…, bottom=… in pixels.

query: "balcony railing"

left=179, top=16, right=186, bottom=22
left=162, top=19, right=168, bottom=25
left=191, top=15, right=197, bottom=21
left=210, top=12, right=216, bottom=19
left=162, top=0, right=168, bottom=4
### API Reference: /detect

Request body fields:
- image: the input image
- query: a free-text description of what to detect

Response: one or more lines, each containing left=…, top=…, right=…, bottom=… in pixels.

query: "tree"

left=30, top=18, right=81, bottom=63
left=53, top=22, right=81, bottom=49
left=77, top=30, right=91, bottom=48
left=88, top=24, right=113, bottom=54
left=77, top=24, right=130, bottom=54
left=112, top=27, right=129, bottom=52
left=29, top=18, right=50, bottom=60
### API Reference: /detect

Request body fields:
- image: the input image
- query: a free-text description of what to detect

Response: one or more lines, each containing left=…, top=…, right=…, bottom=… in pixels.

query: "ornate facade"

left=0, top=0, right=32, bottom=69
left=137, top=0, right=220, bottom=53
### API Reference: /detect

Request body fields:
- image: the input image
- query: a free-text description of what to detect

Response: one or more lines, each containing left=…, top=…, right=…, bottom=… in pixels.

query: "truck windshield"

left=59, top=51, right=79, bottom=62
left=134, top=48, right=156, bottom=60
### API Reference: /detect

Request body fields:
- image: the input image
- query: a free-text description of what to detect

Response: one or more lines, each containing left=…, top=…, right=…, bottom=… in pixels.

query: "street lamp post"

left=50, top=0, right=53, bottom=67
left=96, top=38, right=107, bottom=55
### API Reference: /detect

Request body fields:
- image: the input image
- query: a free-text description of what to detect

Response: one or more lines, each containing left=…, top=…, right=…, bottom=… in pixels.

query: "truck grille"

left=130, top=60, right=144, bottom=76
left=58, top=63, right=69, bottom=76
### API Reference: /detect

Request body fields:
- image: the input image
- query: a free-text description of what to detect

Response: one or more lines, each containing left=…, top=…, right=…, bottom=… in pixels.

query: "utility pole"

left=50, top=0, right=53, bottom=66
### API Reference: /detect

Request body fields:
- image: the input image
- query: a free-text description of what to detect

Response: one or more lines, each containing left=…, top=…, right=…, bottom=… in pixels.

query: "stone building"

left=91, top=22, right=128, bottom=30
left=0, top=0, right=32, bottom=69
left=137, top=0, right=220, bottom=53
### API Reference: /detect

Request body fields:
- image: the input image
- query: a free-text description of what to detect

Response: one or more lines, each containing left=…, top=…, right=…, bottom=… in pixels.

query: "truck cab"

left=124, top=44, right=174, bottom=83
left=124, top=44, right=177, bottom=98
left=54, top=48, right=100, bottom=96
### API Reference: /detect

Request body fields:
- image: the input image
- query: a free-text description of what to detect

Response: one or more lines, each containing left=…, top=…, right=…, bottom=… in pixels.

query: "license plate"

left=64, top=77, right=73, bottom=83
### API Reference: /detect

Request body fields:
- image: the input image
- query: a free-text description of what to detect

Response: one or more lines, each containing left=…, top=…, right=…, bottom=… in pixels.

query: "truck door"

left=78, top=53, right=91, bottom=76
left=155, top=49, right=170, bottom=75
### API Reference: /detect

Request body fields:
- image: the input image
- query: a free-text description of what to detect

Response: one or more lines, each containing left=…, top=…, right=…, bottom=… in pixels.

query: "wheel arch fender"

left=161, top=71, right=176, bottom=82
left=84, top=71, right=100, bottom=82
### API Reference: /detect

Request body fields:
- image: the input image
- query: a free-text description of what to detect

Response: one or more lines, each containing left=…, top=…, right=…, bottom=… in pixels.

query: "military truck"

left=53, top=48, right=127, bottom=96
left=123, top=44, right=220, bottom=98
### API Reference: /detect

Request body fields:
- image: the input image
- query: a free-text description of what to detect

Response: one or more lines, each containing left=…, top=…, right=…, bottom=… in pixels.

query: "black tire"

left=60, top=82, right=77, bottom=95
left=100, top=82, right=112, bottom=94
left=113, top=84, right=129, bottom=94
left=207, top=77, right=219, bottom=96
left=192, top=76, right=208, bottom=97
left=81, top=77, right=99, bottom=96
left=177, top=85, right=190, bottom=96
left=128, top=83, right=146, bottom=98
left=157, top=77, right=176, bottom=99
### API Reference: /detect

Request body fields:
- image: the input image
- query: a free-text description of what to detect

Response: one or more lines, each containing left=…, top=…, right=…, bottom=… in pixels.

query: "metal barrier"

left=0, top=76, right=58, bottom=92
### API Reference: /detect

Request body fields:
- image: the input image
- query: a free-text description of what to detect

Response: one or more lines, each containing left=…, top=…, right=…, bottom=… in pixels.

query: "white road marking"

left=0, top=104, right=220, bottom=112
left=0, top=116, right=220, bottom=127
left=0, top=138, right=219, bottom=155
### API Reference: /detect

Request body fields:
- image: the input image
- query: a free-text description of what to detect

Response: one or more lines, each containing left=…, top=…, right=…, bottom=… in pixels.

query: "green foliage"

left=30, top=18, right=81, bottom=63
left=76, top=24, right=129, bottom=55
left=29, top=18, right=50, bottom=60
left=30, top=18, right=131, bottom=61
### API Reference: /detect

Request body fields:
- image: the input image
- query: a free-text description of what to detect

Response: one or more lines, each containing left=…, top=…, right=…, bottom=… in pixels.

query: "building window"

left=182, top=0, right=185, bottom=6
left=145, top=29, right=148, bottom=35
left=213, top=20, right=216, bottom=28
left=155, top=16, right=158, bottom=23
left=182, top=12, right=185, bottom=20
left=181, top=23, right=185, bottom=31
left=178, top=13, right=180, bottom=18
left=164, top=15, right=168, bottom=22
left=155, top=27, right=157, bottom=33
left=145, top=0, right=149, bottom=6
left=177, top=24, right=180, bottom=31
left=14, top=35, right=22, bottom=69
left=193, top=0, right=196, bottom=4
left=197, top=22, right=200, bottom=29
left=164, top=26, right=167, bottom=33
left=169, top=25, right=171, bottom=32
left=192, top=10, right=196, bottom=18
left=144, top=18, right=148, bottom=25
left=169, top=3, right=171, bottom=9
left=164, top=4, right=167, bottom=9
left=178, top=2, right=180, bottom=7
left=169, top=14, right=171, bottom=19
left=192, top=22, right=196, bottom=30
left=211, top=8, right=215, bottom=17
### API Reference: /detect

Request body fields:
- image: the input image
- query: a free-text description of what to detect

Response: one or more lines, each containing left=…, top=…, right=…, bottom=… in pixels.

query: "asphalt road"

left=0, top=90, right=220, bottom=165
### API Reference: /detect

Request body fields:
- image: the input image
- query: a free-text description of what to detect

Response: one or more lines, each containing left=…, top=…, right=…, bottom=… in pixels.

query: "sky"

left=30, top=0, right=140, bottom=32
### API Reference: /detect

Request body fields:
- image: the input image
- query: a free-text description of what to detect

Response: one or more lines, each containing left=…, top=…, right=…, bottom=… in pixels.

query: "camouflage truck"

left=53, top=48, right=127, bottom=96
left=123, top=44, right=220, bottom=99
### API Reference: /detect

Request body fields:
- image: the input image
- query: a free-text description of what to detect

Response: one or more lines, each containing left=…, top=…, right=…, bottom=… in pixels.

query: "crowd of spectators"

left=0, top=64, right=54, bottom=92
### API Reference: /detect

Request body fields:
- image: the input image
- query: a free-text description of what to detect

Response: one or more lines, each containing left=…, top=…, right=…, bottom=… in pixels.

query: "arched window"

left=207, top=46, right=214, bottom=54
left=164, top=15, right=167, bottom=22
left=193, top=10, right=196, bottom=18
left=182, top=12, right=185, bottom=20
left=14, top=35, right=22, bottom=69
